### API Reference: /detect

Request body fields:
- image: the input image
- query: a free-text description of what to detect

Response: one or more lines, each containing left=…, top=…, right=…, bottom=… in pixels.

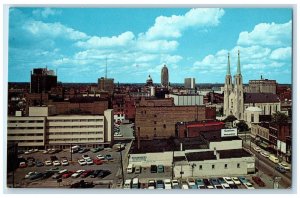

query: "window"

left=237, top=163, right=240, bottom=168
left=163, top=124, right=166, bottom=129
left=224, top=164, right=228, bottom=169
left=199, top=165, right=202, bottom=170
left=251, top=114, right=254, bottom=122
left=154, top=114, right=157, bottom=118
left=212, top=165, right=215, bottom=169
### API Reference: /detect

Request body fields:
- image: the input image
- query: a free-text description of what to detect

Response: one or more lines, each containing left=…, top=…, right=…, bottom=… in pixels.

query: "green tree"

left=223, top=115, right=237, bottom=123
left=236, top=120, right=249, bottom=132
left=272, top=111, right=288, bottom=125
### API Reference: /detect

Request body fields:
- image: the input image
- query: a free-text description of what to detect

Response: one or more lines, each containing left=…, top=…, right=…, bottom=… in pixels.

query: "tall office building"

left=184, top=78, right=196, bottom=89
left=98, top=77, right=114, bottom=94
left=161, top=65, right=169, bottom=87
left=30, top=68, right=57, bottom=93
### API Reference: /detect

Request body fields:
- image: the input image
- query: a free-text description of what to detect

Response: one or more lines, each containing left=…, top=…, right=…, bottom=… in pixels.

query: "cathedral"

left=223, top=50, right=244, bottom=120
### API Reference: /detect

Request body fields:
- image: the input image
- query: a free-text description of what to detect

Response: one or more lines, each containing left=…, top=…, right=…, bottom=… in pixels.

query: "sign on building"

left=277, top=140, right=287, bottom=154
left=221, top=128, right=238, bottom=137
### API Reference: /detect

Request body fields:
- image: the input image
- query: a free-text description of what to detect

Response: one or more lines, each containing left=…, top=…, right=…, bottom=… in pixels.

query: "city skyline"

left=8, top=8, right=292, bottom=83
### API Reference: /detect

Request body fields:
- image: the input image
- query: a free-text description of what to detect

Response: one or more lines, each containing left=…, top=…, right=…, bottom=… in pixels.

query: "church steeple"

left=237, top=50, right=241, bottom=75
left=227, top=52, right=231, bottom=75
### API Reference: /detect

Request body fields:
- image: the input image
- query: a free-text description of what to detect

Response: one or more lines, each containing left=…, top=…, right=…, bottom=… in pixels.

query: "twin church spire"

left=226, top=50, right=241, bottom=76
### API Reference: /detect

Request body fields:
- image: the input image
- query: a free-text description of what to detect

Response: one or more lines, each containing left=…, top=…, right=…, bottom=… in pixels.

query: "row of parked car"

left=77, top=154, right=113, bottom=166
left=24, top=168, right=112, bottom=181
left=124, top=176, right=257, bottom=189
left=18, top=156, right=70, bottom=168
left=253, top=146, right=291, bottom=173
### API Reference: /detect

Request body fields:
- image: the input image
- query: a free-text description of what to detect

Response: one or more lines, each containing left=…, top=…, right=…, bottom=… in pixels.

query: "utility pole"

left=119, top=144, right=125, bottom=185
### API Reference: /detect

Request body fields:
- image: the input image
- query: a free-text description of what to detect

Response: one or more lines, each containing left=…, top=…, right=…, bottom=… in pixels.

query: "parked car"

left=231, top=177, right=241, bottom=185
left=27, top=160, right=35, bottom=167
left=43, top=171, right=54, bottom=179
left=187, top=178, right=197, bottom=189
left=61, top=159, right=69, bottom=166
left=210, top=178, right=223, bottom=189
left=52, top=173, right=62, bottom=179
left=181, top=181, right=189, bottom=189
left=96, top=154, right=105, bottom=160
left=35, top=161, right=44, bottom=167
left=91, top=147, right=103, bottom=153
left=253, top=146, right=261, bottom=152
left=134, top=165, right=141, bottom=174
left=82, top=155, right=90, bottom=160
left=252, top=176, right=266, bottom=187
left=78, top=148, right=89, bottom=154
left=85, top=158, right=94, bottom=165
left=62, top=171, right=74, bottom=179
left=275, top=165, right=286, bottom=173
left=278, top=162, right=291, bottom=171
left=238, top=176, right=249, bottom=184
left=203, top=179, right=214, bottom=189
left=223, top=177, right=235, bottom=185
left=25, top=172, right=37, bottom=179
left=156, top=179, right=164, bottom=189
left=171, top=179, right=179, bottom=189
left=164, top=179, right=172, bottom=189
left=105, top=154, right=113, bottom=161
left=71, top=170, right=85, bottom=178
left=195, top=178, right=206, bottom=189
left=53, top=160, right=61, bottom=166
left=150, top=165, right=157, bottom=173
left=29, top=172, right=44, bottom=180
left=157, top=165, right=164, bottom=173
left=98, top=170, right=111, bottom=178
left=90, top=170, right=101, bottom=178
left=93, top=159, right=103, bottom=165
left=81, top=170, right=93, bottom=178
left=78, top=159, right=87, bottom=166
left=260, top=151, right=270, bottom=158
left=148, top=180, right=156, bottom=189
left=19, top=162, right=27, bottom=168
left=244, top=182, right=255, bottom=189
left=45, top=160, right=52, bottom=166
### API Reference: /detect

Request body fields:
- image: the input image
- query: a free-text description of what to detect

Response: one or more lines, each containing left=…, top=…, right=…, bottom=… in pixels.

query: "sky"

left=8, top=8, right=292, bottom=84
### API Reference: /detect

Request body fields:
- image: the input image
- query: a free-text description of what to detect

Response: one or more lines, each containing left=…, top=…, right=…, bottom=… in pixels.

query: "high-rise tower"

left=161, top=65, right=169, bottom=87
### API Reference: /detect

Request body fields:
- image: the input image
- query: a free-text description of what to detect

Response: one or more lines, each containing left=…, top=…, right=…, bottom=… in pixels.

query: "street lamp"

left=191, top=163, right=196, bottom=177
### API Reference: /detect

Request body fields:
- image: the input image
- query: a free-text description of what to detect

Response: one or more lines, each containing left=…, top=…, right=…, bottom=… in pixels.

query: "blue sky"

left=8, top=8, right=292, bottom=83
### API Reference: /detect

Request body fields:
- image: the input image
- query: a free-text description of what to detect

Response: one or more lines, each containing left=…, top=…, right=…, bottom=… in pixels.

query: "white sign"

left=221, top=128, right=238, bottom=137
left=277, top=140, right=287, bottom=154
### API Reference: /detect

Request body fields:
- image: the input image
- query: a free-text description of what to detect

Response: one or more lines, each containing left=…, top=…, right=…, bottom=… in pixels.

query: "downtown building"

left=7, top=106, right=114, bottom=150
left=161, top=65, right=169, bottom=88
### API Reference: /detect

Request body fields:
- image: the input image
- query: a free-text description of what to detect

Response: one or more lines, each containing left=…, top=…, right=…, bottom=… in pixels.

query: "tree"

left=223, top=115, right=237, bottom=123
left=236, top=120, right=249, bottom=132
left=272, top=111, right=289, bottom=125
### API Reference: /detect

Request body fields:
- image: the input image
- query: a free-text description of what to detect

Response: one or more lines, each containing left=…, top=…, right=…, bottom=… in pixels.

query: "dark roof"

left=200, top=131, right=242, bottom=142
left=244, top=93, right=280, bottom=103
left=185, top=151, right=216, bottom=161
left=219, top=149, right=252, bottom=159
left=173, top=156, right=187, bottom=162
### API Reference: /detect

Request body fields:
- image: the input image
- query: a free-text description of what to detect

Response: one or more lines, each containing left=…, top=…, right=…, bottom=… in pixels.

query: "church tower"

left=233, top=50, right=244, bottom=120
left=223, top=52, right=233, bottom=116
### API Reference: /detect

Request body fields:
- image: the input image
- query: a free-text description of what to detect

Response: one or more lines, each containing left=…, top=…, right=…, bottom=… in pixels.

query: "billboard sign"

left=221, top=128, right=238, bottom=137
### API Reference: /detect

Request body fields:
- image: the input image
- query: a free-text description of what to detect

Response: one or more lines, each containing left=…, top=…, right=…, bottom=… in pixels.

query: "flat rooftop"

left=200, top=131, right=242, bottom=142
left=185, top=149, right=253, bottom=161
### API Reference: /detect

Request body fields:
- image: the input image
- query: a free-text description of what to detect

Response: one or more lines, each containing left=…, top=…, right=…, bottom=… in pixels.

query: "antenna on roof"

left=105, top=56, right=107, bottom=79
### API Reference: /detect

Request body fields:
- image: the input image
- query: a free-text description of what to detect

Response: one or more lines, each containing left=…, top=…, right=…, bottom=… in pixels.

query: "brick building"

left=176, top=121, right=225, bottom=138
left=135, top=101, right=216, bottom=148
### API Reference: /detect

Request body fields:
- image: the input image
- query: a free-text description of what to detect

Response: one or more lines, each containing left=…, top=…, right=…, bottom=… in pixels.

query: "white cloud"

left=22, top=20, right=89, bottom=40
left=75, top=31, right=135, bottom=49
left=237, top=20, right=292, bottom=47
left=32, top=8, right=62, bottom=18
left=270, top=47, right=291, bottom=60
left=144, top=8, right=225, bottom=40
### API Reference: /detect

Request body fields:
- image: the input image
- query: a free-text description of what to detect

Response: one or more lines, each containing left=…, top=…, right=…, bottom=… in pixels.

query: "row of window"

left=48, top=125, right=103, bottom=129
left=8, top=120, right=44, bottom=123
left=8, top=127, right=44, bottom=130
left=50, top=132, right=103, bottom=135
left=9, top=134, right=43, bottom=136
left=18, top=140, right=43, bottom=143
left=49, top=119, right=103, bottom=122
left=50, top=138, right=103, bottom=141
left=199, top=163, right=240, bottom=170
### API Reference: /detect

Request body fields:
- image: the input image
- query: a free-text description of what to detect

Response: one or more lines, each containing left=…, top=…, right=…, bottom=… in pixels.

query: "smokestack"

left=180, top=143, right=183, bottom=151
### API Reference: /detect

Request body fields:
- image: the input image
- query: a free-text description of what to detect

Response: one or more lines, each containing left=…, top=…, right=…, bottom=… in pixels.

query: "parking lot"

left=9, top=146, right=127, bottom=188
